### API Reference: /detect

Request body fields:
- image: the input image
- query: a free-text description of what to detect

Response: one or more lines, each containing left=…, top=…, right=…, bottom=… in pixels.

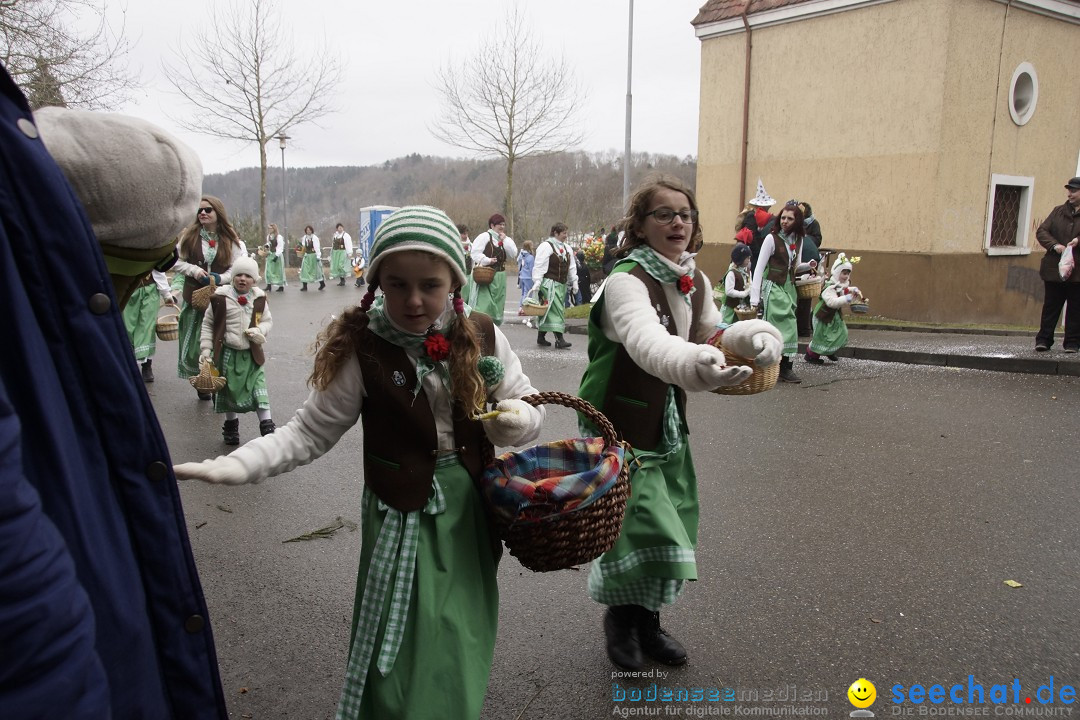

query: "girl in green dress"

left=175, top=205, right=544, bottom=720
left=805, top=253, right=862, bottom=364
left=298, top=225, right=326, bottom=291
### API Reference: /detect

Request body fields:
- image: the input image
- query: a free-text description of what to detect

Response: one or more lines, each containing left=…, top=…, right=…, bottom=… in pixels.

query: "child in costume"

left=330, top=222, right=354, bottom=286
left=351, top=252, right=366, bottom=288
left=517, top=239, right=536, bottom=327
left=175, top=206, right=545, bottom=720
left=577, top=177, right=782, bottom=671
left=716, top=243, right=752, bottom=325
left=123, top=269, right=175, bottom=382
left=264, top=223, right=286, bottom=291
left=805, top=253, right=862, bottom=365
left=200, top=256, right=275, bottom=443
left=298, top=224, right=325, bottom=291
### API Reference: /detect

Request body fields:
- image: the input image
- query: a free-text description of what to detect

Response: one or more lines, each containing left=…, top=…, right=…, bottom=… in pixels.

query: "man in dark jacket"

left=1034, top=176, right=1080, bottom=353
left=0, top=63, right=227, bottom=717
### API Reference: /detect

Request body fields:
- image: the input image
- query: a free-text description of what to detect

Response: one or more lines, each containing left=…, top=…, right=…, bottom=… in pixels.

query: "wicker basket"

left=188, top=357, right=226, bottom=393
left=189, top=276, right=216, bottom=312
left=155, top=307, right=179, bottom=341
left=707, top=337, right=780, bottom=396
left=481, top=391, right=631, bottom=573
left=257, top=246, right=269, bottom=258
left=294, top=247, right=305, bottom=258
left=795, top=277, right=823, bottom=299
left=850, top=302, right=870, bottom=314
left=734, top=306, right=757, bottom=321
left=472, top=265, right=496, bottom=285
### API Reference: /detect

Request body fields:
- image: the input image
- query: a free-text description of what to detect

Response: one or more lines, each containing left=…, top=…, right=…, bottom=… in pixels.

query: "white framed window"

left=984, top=174, right=1034, bottom=256
left=1008, top=62, right=1038, bottom=126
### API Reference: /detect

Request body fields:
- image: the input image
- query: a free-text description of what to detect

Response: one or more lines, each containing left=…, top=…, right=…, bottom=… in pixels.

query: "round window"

left=1009, top=62, right=1038, bottom=126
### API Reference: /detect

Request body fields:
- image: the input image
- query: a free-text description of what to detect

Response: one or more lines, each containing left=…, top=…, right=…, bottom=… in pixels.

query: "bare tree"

left=0, top=0, right=136, bottom=108
left=430, top=4, right=583, bottom=235
left=162, top=0, right=342, bottom=237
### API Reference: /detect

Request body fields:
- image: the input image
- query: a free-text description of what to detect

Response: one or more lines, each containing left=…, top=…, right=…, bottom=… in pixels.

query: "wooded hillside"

left=203, top=150, right=695, bottom=248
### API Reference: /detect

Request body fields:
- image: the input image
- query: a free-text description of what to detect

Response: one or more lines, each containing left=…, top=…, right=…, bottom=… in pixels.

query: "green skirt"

left=213, top=346, right=269, bottom=413
left=123, top=284, right=159, bottom=362
left=808, top=311, right=849, bottom=355
left=264, top=254, right=285, bottom=285
left=762, top=278, right=798, bottom=357
left=330, top=249, right=350, bottom=279
left=338, top=456, right=499, bottom=720
left=177, top=304, right=206, bottom=378
left=469, top=271, right=507, bottom=325
left=536, top=278, right=567, bottom=333
left=587, top=439, right=698, bottom=611
left=300, top=253, right=324, bottom=283
left=719, top=304, right=737, bottom=326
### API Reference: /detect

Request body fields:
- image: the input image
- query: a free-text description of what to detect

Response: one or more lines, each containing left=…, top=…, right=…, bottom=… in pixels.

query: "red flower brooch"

left=208, top=239, right=216, bottom=248
left=423, top=331, right=451, bottom=361
left=237, top=295, right=248, bottom=306
left=677, top=274, right=695, bottom=295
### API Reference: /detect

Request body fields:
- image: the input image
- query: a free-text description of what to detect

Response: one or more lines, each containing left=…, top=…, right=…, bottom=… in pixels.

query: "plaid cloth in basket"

left=481, top=437, right=625, bottom=525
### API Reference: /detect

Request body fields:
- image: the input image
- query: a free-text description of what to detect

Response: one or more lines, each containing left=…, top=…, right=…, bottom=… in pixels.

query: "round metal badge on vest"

left=392, top=370, right=406, bottom=386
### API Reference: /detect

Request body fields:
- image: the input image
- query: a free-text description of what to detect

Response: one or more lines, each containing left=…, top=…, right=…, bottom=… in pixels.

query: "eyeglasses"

left=646, top=208, right=698, bottom=225
left=197, top=207, right=214, bottom=215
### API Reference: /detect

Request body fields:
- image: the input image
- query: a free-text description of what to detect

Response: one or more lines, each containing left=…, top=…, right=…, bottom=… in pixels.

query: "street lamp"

left=276, top=134, right=290, bottom=265
left=623, top=0, right=634, bottom=209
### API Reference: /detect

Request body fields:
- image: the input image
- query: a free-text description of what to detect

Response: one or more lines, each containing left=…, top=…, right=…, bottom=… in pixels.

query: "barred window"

left=989, top=185, right=1022, bottom=247
left=984, top=174, right=1034, bottom=257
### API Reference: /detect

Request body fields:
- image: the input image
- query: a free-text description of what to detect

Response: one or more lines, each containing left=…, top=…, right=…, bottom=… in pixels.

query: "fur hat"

left=488, top=213, right=506, bottom=226
left=748, top=179, right=775, bottom=207
left=831, top=253, right=858, bottom=283
left=731, top=244, right=752, bottom=265
left=368, top=206, right=468, bottom=288
left=34, top=107, right=202, bottom=251
left=231, top=256, right=261, bottom=282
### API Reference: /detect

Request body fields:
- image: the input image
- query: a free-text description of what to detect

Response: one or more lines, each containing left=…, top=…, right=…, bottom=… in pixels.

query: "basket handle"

left=518, top=391, right=619, bottom=449
left=157, top=305, right=179, bottom=322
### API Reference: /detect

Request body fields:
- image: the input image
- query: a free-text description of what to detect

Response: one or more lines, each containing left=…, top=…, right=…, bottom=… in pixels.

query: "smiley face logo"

left=848, top=678, right=876, bottom=708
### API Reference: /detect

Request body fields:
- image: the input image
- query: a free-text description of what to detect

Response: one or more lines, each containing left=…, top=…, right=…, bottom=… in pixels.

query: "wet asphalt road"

left=151, top=282, right=1080, bottom=719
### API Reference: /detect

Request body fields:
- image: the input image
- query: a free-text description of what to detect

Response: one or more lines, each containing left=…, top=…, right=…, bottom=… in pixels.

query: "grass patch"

left=849, top=315, right=1038, bottom=332
left=564, top=303, right=592, bottom=319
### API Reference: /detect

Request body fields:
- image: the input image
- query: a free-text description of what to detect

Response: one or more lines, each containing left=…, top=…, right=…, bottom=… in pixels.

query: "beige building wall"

left=695, top=0, right=1080, bottom=325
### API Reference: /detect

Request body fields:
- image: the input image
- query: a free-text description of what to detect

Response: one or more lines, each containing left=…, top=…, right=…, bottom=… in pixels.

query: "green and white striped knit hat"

left=367, top=206, right=468, bottom=288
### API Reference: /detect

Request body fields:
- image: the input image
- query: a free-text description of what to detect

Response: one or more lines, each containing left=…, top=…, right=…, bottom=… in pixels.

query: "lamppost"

left=623, top=0, right=634, bottom=209
left=276, top=133, right=290, bottom=265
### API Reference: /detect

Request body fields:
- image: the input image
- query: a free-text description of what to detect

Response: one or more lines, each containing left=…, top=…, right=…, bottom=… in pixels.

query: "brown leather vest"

left=600, top=265, right=706, bottom=451
left=181, top=238, right=233, bottom=304
left=814, top=283, right=843, bottom=323
left=482, top=232, right=507, bottom=271
left=210, top=294, right=267, bottom=366
left=724, top=269, right=746, bottom=309
left=355, top=312, right=497, bottom=512
left=765, top=235, right=798, bottom=286
left=543, top=240, right=571, bottom=284
left=332, top=236, right=345, bottom=250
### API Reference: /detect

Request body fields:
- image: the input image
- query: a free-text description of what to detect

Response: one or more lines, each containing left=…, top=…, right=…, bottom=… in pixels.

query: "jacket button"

left=88, top=293, right=112, bottom=314
left=184, top=615, right=205, bottom=633
left=17, top=117, right=38, bottom=139
left=147, top=461, right=169, bottom=482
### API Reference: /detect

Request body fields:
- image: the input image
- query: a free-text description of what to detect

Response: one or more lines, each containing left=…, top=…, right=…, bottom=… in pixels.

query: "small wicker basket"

left=708, top=337, right=779, bottom=396
left=482, top=392, right=631, bottom=573
left=472, top=265, right=496, bottom=285
left=155, top=307, right=179, bottom=341
left=795, top=277, right=822, bottom=300
left=294, top=247, right=305, bottom=257
left=189, top=276, right=216, bottom=312
left=257, top=246, right=269, bottom=258
left=850, top=301, right=870, bottom=314
left=520, top=302, right=549, bottom=317
left=188, top=357, right=227, bottom=393
left=734, top=306, right=757, bottom=321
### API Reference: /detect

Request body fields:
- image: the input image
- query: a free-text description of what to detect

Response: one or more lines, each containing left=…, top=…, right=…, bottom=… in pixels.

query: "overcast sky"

left=103, top=0, right=705, bottom=176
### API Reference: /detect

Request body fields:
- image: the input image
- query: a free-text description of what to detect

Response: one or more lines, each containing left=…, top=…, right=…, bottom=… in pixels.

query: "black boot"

left=197, top=390, right=213, bottom=401
left=222, top=419, right=240, bottom=445
left=318, top=280, right=326, bottom=291
left=276, top=286, right=284, bottom=292
left=338, top=277, right=345, bottom=286
left=779, top=357, right=802, bottom=384
left=259, top=419, right=276, bottom=436
left=604, top=606, right=644, bottom=670
left=355, top=277, right=363, bottom=287
left=804, top=350, right=824, bottom=365
left=554, top=332, right=572, bottom=349
left=537, top=331, right=551, bottom=347
left=301, top=283, right=308, bottom=291
left=264, top=285, right=271, bottom=291
left=827, top=354, right=839, bottom=362
left=141, top=359, right=154, bottom=383
left=636, top=608, right=688, bottom=666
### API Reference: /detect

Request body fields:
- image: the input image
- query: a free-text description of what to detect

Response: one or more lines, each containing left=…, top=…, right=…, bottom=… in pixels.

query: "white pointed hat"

left=748, top=179, right=775, bottom=207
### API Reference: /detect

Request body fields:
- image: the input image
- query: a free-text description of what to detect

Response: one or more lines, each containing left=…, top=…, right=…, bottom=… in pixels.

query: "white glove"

left=481, top=398, right=534, bottom=447
left=848, top=286, right=861, bottom=298
left=199, top=348, right=211, bottom=360
left=695, top=349, right=754, bottom=388
left=722, top=319, right=783, bottom=367
left=572, top=284, right=579, bottom=295
left=173, top=456, right=251, bottom=485
left=245, top=328, right=266, bottom=345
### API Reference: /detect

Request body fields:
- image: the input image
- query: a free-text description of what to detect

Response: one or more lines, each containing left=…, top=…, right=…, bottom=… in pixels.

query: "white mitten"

left=695, top=349, right=753, bottom=388
left=848, top=286, right=861, bottom=297
left=173, top=456, right=251, bottom=485
left=481, top=398, right=534, bottom=447
left=722, top=319, right=783, bottom=366
left=245, top=328, right=266, bottom=345
left=199, top=348, right=211, bottom=361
